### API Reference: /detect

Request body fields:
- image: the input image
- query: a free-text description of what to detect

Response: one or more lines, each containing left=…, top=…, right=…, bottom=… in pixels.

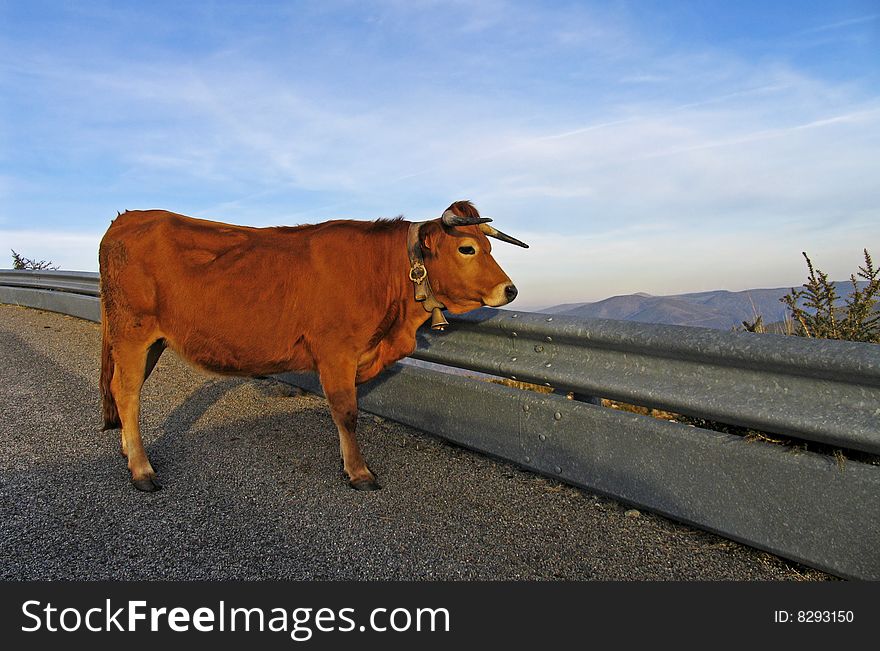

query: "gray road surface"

left=0, top=305, right=832, bottom=580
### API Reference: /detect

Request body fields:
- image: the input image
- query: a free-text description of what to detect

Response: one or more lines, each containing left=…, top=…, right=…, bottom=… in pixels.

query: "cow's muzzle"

left=484, top=282, right=518, bottom=307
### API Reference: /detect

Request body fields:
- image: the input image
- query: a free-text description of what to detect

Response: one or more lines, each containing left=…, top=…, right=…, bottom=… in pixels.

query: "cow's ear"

left=420, top=221, right=442, bottom=251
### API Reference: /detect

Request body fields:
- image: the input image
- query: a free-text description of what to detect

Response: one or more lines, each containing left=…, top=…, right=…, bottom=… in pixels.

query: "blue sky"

left=1, top=0, right=878, bottom=308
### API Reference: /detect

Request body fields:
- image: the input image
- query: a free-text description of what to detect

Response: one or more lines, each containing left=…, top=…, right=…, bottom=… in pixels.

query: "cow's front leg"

left=318, top=361, right=379, bottom=491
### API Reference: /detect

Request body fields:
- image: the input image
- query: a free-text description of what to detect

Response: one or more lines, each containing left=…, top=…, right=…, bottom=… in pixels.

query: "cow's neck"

left=405, top=221, right=449, bottom=330
left=353, top=226, right=434, bottom=383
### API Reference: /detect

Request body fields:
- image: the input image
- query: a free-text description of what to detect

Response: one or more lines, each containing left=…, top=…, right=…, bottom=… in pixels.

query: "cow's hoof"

left=131, top=477, right=162, bottom=492
left=349, top=478, right=381, bottom=491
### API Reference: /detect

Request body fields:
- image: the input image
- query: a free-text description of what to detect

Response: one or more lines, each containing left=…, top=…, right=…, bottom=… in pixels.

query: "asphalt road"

left=0, top=304, right=832, bottom=580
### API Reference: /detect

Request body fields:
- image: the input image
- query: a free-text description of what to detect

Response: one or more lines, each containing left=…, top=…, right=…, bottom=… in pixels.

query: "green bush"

left=780, top=249, right=879, bottom=343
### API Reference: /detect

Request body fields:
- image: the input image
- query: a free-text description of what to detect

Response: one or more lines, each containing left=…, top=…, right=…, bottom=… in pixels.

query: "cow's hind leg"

left=120, top=338, right=166, bottom=459
left=111, top=341, right=160, bottom=492
left=318, top=361, right=379, bottom=491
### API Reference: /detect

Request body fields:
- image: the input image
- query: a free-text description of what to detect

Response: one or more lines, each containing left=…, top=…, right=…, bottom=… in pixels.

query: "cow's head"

left=419, top=200, right=528, bottom=313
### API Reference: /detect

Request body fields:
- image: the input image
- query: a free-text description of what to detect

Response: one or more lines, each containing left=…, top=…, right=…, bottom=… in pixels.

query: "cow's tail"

left=100, top=302, right=121, bottom=430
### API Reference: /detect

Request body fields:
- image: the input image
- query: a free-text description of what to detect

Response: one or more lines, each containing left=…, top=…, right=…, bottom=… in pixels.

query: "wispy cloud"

left=631, top=106, right=880, bottom=161
left=796, top=13, right=879, bottom=36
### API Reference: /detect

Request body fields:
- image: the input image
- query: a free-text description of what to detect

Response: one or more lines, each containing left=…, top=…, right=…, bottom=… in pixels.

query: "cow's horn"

left=479, top=223, right=529, bottom=248
left=441, top=209, right=493, bottom=227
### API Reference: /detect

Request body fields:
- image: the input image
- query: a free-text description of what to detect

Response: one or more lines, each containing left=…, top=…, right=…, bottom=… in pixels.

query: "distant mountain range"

left=540, top=282, right=869, bottom=330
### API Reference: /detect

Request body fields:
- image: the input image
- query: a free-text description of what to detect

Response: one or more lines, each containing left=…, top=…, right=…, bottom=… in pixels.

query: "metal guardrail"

left=411, top=309, right=880, bottom=456
left=2, top=269, right=878, bottom=580
left=0, top=270, right=101, bottom=322
left=0, top=269, right=101, bottom=296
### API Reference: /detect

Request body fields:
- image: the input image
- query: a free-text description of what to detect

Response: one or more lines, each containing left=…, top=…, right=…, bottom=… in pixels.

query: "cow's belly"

left=166, top=322, right=314, bottom=377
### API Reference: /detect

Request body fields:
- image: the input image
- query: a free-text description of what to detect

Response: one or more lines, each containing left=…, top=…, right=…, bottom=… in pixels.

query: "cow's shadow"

left=158, top=377, right=238, bottom=437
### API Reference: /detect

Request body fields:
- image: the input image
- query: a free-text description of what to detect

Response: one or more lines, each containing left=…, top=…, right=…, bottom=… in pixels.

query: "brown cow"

left=99, top=200, right=527, bottom=491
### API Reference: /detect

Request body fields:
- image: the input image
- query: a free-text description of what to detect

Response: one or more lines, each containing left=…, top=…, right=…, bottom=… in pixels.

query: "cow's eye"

left=458, top=246, right=476, bottom=255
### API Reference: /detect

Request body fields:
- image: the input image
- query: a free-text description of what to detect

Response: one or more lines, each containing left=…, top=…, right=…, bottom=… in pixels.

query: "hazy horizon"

left=515, top=278, right=870, bottom=313
left=2, top=1, right=878, bottom=307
